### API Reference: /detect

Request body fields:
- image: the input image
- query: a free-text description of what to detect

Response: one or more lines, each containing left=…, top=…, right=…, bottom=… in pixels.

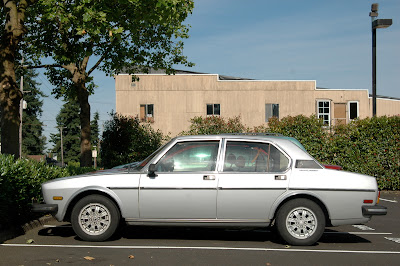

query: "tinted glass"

left=156, top=141, right=219, bottom=172
left=224, top=141, right=289, bottom=172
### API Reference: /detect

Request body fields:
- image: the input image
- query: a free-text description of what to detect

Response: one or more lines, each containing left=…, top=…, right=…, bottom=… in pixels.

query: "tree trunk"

left=77, top=84, right=91, bottom=167
left=0, top=66, right=21, bottom=158
left=0, top=0, right=26, bottom=158
left=72, top=74, right=91, bottom=167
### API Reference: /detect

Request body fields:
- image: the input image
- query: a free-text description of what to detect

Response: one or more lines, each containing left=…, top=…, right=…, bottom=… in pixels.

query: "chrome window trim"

left=221, top=138, right=292, bottom=173
left=149, top=138, right=223, bottom=174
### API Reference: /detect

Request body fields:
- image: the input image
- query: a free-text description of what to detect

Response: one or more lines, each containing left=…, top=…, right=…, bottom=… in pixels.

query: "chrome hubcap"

left=79, top=203, right=111, bottom=236
left=286, top=207, right=317, bottom=239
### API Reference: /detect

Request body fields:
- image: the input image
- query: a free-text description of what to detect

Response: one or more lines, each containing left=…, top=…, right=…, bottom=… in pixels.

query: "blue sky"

left=40, top=0, right=399, bottom=150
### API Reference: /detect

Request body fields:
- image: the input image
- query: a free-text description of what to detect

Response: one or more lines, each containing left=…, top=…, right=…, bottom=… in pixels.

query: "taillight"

left=377, top=191, right=381, bottom=204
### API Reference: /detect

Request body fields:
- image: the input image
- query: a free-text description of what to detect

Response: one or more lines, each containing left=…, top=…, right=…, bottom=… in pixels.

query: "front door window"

left=156, top=141, right=219, bottom=172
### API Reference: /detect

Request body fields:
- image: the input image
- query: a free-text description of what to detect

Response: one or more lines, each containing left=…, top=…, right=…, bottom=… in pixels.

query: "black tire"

left=275, top=198, right=325, bottom=246
left=71, top=195, right=120, bottom=242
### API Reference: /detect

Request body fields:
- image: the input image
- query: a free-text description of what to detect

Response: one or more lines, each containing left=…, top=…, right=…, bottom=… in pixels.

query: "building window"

left=140, top=104, right=154, bottom=122
left=348, top=101, right=359, bottom=120
left=265, top=104, right=279, bottom=122
left=207, top=104, right=220, bottom=116
left=317, top=100, right=330, bottom=126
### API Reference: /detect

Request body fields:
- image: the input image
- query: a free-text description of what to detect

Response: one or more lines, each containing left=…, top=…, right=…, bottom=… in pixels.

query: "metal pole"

left=19, top=73, right=23, bottom=158
left=372, top=26, right=377, bottom=117
left=60, top=126, right=64, bottom=167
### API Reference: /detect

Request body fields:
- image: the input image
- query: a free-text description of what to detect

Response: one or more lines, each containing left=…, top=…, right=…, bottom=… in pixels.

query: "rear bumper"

left=32, top=203, right=58, bottom=214
left=362, top=205, right=387, bottom=216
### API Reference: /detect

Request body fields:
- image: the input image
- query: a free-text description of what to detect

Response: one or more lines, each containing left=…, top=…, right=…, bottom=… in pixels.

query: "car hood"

left=43, top=167, right=139, bottom=184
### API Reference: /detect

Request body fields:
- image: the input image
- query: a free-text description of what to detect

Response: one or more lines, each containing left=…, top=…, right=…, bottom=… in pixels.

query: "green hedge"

left=0, top=155, right=94, bottom=229
left=184, top=115, right=400, bottom=190
left=262, top=115, right=400, bottom=190
left=328, top=117, right=400, bottom=190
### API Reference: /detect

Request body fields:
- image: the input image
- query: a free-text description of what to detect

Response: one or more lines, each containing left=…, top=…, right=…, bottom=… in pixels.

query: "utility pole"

left=59, top=126, right=65, bottom=167
left=19, top=72, right=23, bottom=159
left=369, top=3, right=393, bottom=117
left=18, top=55, right=30, bottom=158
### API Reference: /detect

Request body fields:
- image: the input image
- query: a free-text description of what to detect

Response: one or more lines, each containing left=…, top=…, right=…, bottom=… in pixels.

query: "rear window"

left=295, top=160, right=322, bottom=169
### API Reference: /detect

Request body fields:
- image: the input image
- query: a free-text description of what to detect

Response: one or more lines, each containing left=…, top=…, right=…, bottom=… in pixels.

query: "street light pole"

left=369, top=3, right=392, bottom=117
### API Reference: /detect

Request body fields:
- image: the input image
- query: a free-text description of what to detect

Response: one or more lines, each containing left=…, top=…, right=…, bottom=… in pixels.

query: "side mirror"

left=148, top=164, right=157, bottom=178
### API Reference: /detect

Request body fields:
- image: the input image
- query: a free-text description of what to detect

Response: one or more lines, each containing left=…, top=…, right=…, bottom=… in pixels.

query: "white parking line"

left=352, top=225, right=375, bottom=231
left=380, top=198, right=398, bottom=203
left=324, top=232, right=391, bottom=235
left=385, top=237, right=400, bottom=244
left=1, top=243, right=400, bottom=254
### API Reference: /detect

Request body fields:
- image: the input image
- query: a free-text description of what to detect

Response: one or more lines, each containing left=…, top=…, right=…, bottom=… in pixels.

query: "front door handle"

left=203, top=175, right=216, bottom=180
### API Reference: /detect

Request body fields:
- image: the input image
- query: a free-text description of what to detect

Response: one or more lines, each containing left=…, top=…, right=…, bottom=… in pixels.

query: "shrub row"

left=182, top=115, right=400, bottom=190
left=0, top=155, right=94, bottom=229
left=263, top=115, right=400, bottom=190
left=101, top=112, right=167, bottom=169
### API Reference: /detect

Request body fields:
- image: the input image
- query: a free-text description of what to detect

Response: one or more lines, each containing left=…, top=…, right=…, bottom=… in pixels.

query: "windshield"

left=133, top=143, right=169, bottom=171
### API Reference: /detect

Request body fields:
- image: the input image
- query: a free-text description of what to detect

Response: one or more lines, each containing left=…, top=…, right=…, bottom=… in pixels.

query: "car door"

left=217, top=140, right=291, bottom=221
left=139, top=140, right=220, bottom=219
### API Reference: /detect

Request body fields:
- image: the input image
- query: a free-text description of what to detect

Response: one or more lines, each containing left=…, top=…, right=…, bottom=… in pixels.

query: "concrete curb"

left=0, top=215, right=56, bottom=244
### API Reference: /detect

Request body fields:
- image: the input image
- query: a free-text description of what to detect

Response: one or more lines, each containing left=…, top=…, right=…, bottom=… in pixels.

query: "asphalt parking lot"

left=1, top=191, right=399, bottom=266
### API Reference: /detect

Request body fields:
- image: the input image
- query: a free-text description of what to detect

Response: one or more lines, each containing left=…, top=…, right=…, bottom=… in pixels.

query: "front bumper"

left=362, top=205, right=387, bottom=216
left=32, top=203, right=58, bottom=214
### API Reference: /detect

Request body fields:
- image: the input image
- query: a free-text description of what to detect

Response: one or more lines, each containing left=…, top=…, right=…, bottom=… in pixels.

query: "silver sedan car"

left=33, top=135, right=387, bottom=245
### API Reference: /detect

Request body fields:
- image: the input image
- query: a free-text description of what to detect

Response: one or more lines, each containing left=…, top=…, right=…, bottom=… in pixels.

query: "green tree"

left=101, top=112, right=166, bottom=169
left=91, top=111, right=100, bottom=147
left=24, top=0, right=194, bottom=167
left=17, top=68, right=46, bottom=155
left=50, top=99, right=81, bottom=164
left=91, top=111, right=100, bottom=166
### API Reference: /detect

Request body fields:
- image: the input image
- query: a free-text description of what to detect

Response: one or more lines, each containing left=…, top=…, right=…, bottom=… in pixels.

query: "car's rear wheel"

left=71, top=195, right=120, bottom=241
left=275, top=198, right=325, bottom=246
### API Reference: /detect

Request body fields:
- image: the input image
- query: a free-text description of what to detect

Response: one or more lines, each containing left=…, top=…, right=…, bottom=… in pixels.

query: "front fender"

left=58, top=186, right=123, bottom=221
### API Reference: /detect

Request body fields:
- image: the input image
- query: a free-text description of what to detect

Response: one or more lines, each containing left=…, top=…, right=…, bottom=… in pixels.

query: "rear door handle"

left=203, top=175, right=216, bottom=180
left=275, top=175, right=287, bottom=180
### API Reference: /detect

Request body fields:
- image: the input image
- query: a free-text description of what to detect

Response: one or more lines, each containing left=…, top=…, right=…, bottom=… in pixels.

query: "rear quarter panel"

left=285, top=169, right=378, bottom=222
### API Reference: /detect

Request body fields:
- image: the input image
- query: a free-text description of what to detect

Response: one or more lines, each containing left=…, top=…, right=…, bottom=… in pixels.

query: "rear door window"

left=223, top=141, right=289, bottom=172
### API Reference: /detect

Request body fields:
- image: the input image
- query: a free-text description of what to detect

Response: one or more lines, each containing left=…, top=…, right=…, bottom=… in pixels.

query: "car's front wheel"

left=275, top=198, right=325, bottom=246
left=71, top=195, right=120, bottom=241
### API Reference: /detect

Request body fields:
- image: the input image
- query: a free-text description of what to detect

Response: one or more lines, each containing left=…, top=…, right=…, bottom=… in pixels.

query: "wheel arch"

left=63, top=188, right=122, bottom=222
left=270, top=192, right=332, bottom=227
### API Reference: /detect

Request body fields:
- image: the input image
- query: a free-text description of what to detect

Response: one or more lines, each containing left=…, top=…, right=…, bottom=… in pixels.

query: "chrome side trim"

left=289, top=188, right=376, bottom=192
left=218, top=188, right=286, bottom=191
left=125, top=218, right=268, bottom=223
left=108, top=187, right=138, bottom=190
left=139, top=187, right=216, bottom=190
left=139, top=187, right=286, bottom=191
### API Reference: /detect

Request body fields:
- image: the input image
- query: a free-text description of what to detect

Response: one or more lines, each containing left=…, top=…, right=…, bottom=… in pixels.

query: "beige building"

left=115, top=70, right=400, bottom=137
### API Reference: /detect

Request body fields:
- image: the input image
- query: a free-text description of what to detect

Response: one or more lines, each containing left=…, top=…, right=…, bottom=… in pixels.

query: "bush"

left=0, top=154, right=94, bottom=229
left=329, top=116, right=400, bottom=190
left=180, top=115, right=248, bottom=135
left=254, top=115, right=400, bottom=190
left=256, top=115, right=331, bottom=163
left=101, top=112, right=167, bottom=169
left=183, top=115, right=400, bottom=190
